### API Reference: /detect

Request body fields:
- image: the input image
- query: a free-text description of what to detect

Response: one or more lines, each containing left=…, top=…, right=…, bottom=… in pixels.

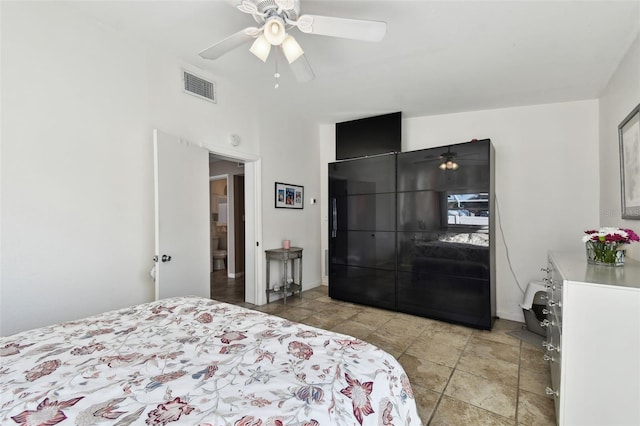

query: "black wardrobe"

left=328, top=139, right=495, bottom=329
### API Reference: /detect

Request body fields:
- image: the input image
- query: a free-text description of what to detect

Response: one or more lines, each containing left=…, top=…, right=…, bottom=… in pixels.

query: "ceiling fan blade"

left=198, top=27, right=260, bottom=60
left=223, top=0, right=267, bottom=16
left=294, top=14, right=386, bottom=42
left=289, top=54, right=315, bottom=82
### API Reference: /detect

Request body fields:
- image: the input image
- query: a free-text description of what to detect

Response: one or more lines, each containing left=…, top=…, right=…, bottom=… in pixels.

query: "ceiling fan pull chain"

left=274, top=51, right=280, bottom=89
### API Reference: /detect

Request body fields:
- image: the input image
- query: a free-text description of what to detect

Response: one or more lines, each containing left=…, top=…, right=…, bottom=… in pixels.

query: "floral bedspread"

left=0, top=297, right=422, bottom=425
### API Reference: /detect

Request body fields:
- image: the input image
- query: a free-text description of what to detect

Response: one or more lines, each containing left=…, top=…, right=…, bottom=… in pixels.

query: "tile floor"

left=211, top=271, right=556, bottom=425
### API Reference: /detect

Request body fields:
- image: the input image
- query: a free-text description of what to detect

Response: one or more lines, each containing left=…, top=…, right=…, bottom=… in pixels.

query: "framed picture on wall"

left=275, top=182, right=304, bottom=209
left=619, top=103, right=640, bottom=219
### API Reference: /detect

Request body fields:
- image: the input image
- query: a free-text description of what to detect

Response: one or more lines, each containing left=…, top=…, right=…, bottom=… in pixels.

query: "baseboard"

left=228, top=272, right=245, bottom=278
left=496, top=308, right=525, bottom=323
left=302, top=279, right=322, bottom=291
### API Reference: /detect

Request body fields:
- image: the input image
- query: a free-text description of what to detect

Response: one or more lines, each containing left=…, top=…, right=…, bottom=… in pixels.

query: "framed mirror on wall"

left=619, top=103, right=640, bottom=219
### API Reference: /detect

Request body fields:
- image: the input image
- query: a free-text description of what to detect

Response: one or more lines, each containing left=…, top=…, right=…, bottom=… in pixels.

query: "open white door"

left=153, top=129, right=210, bottom=300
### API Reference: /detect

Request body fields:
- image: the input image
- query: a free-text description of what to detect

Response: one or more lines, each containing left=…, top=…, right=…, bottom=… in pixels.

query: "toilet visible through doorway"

left=212, top=233, right=227, bottom=270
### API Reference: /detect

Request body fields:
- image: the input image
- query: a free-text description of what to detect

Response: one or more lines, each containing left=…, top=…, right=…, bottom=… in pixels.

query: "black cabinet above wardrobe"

left=328, top=139, right=495, bottom=330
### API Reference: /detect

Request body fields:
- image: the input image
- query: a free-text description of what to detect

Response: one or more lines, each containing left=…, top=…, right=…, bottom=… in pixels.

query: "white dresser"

left=544, top=251, right=640, bottom=425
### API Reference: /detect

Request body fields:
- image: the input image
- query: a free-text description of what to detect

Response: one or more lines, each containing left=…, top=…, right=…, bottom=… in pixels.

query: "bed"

left=0, top=297, right=422, bottom=425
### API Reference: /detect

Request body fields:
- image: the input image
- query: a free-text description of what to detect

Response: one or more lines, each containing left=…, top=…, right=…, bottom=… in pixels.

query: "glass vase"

left=585, top=241, right=625, bottom=266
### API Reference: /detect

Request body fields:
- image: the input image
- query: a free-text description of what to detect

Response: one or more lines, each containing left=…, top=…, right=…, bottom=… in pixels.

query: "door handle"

left=161, top=254, right=172, bottom=262
left=331, top=198, right=337, bottom=238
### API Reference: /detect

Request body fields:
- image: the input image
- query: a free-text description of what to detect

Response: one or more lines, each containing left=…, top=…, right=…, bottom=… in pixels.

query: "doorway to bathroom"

left=209, top=158, right=246, bottom=305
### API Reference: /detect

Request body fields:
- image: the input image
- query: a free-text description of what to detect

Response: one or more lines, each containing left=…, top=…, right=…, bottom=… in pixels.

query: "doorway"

left=209, top=158, right=247, bottom=305
left=234, top=174, right=245, bottom=275
left=153, top=128, right=262, bottom=306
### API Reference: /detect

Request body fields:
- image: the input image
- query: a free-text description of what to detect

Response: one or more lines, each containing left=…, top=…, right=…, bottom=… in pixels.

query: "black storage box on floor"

left=521, top=281, right=547, bottom=337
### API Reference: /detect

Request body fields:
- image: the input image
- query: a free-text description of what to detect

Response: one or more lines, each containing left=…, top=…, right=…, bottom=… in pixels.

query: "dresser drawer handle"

left=545, top=387, right=559, bottom=397
left=540, top=319, right=554, bottom=327
left=547, top=299, right=561, bottom=307
left=542, top=341, right=560, bottom=353
left=543, top=354, right=555, bottom=362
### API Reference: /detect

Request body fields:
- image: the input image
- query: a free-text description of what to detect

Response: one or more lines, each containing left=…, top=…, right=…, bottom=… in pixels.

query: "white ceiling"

left=69, top=0, right=640, bottom=124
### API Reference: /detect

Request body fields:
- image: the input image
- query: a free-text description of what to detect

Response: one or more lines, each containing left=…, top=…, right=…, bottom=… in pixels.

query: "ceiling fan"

left=198, top=0, right=387, bottom=82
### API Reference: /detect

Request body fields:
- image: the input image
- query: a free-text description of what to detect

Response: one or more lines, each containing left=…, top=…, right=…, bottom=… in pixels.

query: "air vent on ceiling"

left=183, top=70, right=216, bottom=103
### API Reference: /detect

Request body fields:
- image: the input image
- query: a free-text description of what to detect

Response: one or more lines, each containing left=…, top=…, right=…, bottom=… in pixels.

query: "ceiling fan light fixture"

left=249, top=34, right=271, bottom=62
left=282, top=35, right=304, bottom=63
left=263, top=16, right=286, bottom=45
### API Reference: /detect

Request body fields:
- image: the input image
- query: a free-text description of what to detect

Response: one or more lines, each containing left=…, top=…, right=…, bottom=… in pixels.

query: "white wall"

left=319, top=124, right=336, bottom=285
left=598, top=33, right=640, bottom=261
left=319, top=101, right=600, bottom=322
left=0, top=2, right=261, bottom=336
left=258, top=109, right=322, bottom=303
